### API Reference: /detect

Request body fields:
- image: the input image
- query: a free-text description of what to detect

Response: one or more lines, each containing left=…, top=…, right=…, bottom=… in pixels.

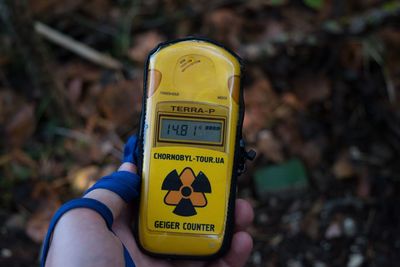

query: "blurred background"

left=1, top=0, right=400, bottom=266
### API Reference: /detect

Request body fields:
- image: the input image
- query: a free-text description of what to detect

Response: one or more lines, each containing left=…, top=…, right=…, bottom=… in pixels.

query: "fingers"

left=207, top=200, right=253, bottom=267
left=210, top=231, right=253, bottom=267
left=118, top=162, right=137, bottom=174
left=234, top=199, right=254, bottom=232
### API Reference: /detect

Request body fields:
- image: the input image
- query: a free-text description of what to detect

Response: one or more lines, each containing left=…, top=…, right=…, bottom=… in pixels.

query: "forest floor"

left=1, top=1, right=400, bottom=266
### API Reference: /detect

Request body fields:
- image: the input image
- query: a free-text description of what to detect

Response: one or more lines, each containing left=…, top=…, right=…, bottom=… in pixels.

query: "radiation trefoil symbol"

left=162, top=167, right=211, bottom=217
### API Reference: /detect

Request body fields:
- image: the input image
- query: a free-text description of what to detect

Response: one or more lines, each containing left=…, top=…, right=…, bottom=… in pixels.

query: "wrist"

left=83, top=189, right=127, bottom=221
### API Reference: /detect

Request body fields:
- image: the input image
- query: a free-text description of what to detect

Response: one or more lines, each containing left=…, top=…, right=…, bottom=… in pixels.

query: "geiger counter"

left=136, top=38, right=254, bottom=259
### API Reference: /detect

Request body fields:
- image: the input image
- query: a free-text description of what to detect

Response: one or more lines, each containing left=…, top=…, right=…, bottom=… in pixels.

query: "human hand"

left=110, top=135, right=254, bottom=267
left=46, top=135, right=253, bottom=267
left=85, top=136, right=254, bottom=267
left=111, top=163, right=253, bottom=267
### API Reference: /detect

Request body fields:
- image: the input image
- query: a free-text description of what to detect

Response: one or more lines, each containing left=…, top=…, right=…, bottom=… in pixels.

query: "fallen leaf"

left=66, top=78, right=83, bottom=104
left=244, top=76, right=279, bottom=142
left=257, top=130, right=284, bottom=163
left=128, top=31, right=165, bottom=63
left=340, top=41, right=364, bottom=72
left=26, top=200, right=60, bottom=243
left=281, top=92, right=304, bottom=111
left=203, top=8, right=242, bottom=49
left=0, top=89, right=24, bottom=126
left=80, top=0, right=113, bottom=19
left=282, top=7, right=317, bottom=34
left=300, top=141, right=322, bottom=168
left=97, top=79, right=142, bottom=130
left=302, top=214, right=320, bottom=240
left=67, top=164, right=118, bottom=193
left=58, top=62, right=102, bottom=83
left=5, top=149, right=39, bottom=180
left=77, top=83, right=103, bottom=119
left=356, top=168, right=370, bottom=199
left=11, top=149, right=37, bottom=169
left=28, top=0, right=82, bottom=15
left=63, top=135, right=92, bottom=165
left=38, top=157, right=65, bottom=179
left=5, top=104, right=36, bottom=148
left=26, top=183, right=61, bottom=243
left=275, top=119, right=303, bottom=156
left=85, top=115, right=115, bottom=134
left=333, top=151, right=355, bottom=179
left=293, top=73, right=331, bottom=106
left=88, top=137, right=114, bottom=162
left=68, top=165, right=100, bottom=192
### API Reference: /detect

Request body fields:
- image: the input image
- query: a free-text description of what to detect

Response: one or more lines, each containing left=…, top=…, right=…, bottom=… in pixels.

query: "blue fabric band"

left=123, top=135, right=139, bottom=164
left=124, top=246, right=136, bottom=267
left=84, top=171, right=140, bottom=203
left=40, top=198, right=114, bottom=267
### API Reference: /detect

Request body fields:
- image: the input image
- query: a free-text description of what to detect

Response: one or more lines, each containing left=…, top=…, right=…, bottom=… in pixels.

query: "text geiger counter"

left=136, top=38, right=254, bottom=259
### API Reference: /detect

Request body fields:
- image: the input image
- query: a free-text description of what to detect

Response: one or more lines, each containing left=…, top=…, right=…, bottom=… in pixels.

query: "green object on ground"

left=254, top=159, right=309, bottom=198
left=304, top=0, right=324, bottom=10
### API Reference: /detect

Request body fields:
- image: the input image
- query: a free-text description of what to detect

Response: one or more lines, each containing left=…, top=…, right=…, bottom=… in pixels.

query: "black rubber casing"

left=134, top=37, right=245, bottom=260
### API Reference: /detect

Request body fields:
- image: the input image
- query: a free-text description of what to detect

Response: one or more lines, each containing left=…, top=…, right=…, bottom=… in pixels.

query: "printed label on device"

left=147, top=146, right=228, bottom=235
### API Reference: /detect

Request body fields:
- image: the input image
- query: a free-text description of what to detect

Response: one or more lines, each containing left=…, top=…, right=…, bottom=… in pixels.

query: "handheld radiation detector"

left=136, top=38, right=247, bottom=259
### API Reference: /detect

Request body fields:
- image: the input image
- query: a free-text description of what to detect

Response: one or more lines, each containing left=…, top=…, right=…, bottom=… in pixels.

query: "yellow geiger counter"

left=136, top=38, right=255, bottom=259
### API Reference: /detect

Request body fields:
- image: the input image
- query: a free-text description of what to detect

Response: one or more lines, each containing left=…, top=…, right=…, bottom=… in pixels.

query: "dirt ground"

left=1, top=1, right=400, bottom=266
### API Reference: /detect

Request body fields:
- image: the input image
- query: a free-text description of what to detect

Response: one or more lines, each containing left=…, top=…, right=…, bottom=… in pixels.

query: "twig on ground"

left=34, top=21, right=123, bottom=70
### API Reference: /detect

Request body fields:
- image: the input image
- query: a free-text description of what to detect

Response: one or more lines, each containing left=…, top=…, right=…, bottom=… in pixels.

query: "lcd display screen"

left=159, top=117, right=223, bottom=144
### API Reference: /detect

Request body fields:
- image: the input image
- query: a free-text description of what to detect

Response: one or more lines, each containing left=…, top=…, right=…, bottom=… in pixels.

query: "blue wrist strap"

left=124, top=246, right=136, bottom=267
left=40, top=198, right=114, bottom=267
left=123, top=135, right=139, bottom=164
left=84, top=171, right=140, bottom=203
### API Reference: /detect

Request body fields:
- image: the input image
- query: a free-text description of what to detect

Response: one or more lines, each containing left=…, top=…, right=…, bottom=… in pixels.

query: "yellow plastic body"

left=138, top=39, right=241, bottom=258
